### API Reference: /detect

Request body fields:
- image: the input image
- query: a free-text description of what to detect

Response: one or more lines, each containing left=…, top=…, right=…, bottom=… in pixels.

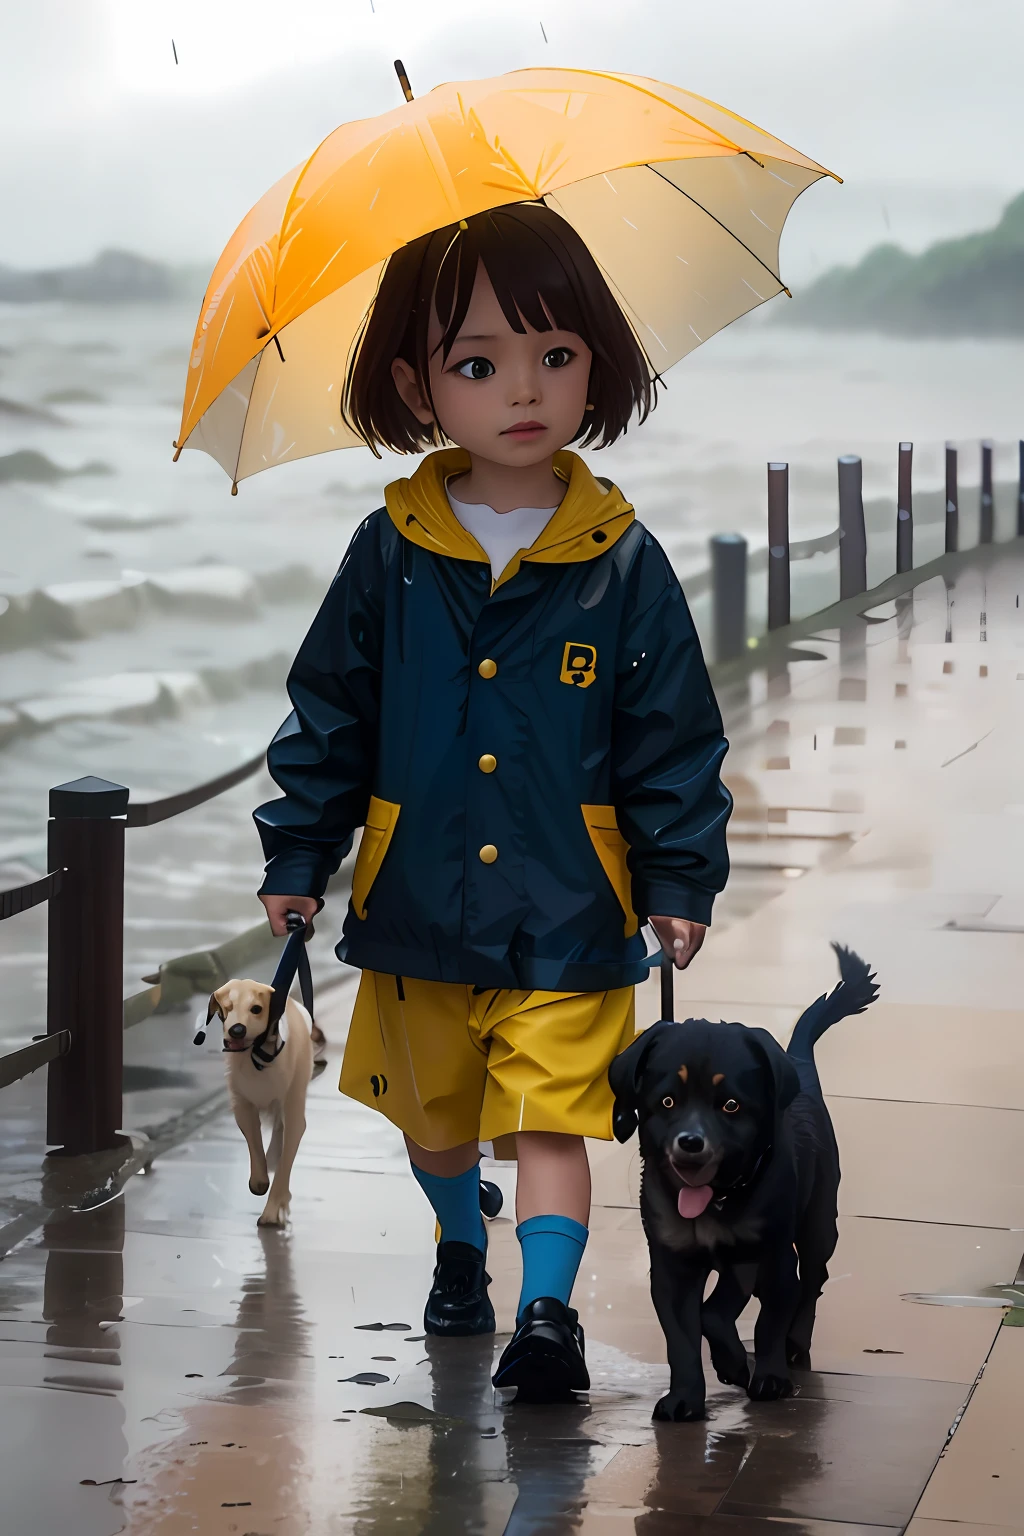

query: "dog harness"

left=707, top=1144, right=773, bottom=1212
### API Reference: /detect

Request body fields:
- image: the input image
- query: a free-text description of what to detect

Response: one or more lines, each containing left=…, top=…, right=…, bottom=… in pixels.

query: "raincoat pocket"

left=352, top=797, right=401, bottom=919
left=581, top=805, right=638, bottom=938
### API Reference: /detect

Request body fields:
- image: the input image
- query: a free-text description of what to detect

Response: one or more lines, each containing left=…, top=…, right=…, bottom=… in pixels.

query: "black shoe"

left=424, top=1241, right=495, bottom=1337
left=492, top=1296, right=590, bottom=1401
left=479, top=1179, right=503, bottom=1219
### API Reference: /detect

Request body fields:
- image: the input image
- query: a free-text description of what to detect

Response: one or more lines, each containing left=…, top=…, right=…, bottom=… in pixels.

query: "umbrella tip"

left=394, top=60, right=414, bottom=102
left=172, top=443, right=182, bottom=462
left=231, top=481, right=239, bottom=497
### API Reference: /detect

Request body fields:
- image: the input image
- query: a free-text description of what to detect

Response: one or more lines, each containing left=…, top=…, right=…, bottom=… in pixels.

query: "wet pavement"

left=3, top=544, right=1024, bottom=1532
left=0, top=1057, right=987, bottom=1536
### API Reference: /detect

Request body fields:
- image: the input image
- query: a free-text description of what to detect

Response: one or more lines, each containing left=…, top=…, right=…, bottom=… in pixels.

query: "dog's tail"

left=787, top=943, right=879, bottom=1067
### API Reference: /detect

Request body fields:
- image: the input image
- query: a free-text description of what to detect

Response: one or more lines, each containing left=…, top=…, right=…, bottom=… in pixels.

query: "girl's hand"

left=650, top=916, right=706, bottom=970
left=259, top=894, right=319, bottom=936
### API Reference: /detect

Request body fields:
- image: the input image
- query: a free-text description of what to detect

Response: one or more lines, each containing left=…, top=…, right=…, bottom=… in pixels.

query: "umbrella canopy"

left=176, top=67, right=836, bottom=488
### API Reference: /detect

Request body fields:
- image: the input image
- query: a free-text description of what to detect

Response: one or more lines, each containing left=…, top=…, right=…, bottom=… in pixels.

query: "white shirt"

left=448, top=483, right=665, bottom=957
left=447, top=488, right=559, bottom=579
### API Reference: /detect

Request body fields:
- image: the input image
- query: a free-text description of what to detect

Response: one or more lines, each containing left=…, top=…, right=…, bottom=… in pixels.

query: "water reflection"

left=21, top=1199, right=131, bottom=1536
left=222, top=1225, right=312, bottom=1398
left=499, top=1406, right=596, bottom=1535
left=343, top=1328, right=601, bottom=1534
left=118, top=1224, right=315, bottom=1531
left=42, top=1199, right=126, bottom=1356
left=423, top=1336, right=596, bottom=1536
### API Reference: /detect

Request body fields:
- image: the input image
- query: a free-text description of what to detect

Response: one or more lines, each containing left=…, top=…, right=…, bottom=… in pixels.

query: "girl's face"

left=391, top=261, right=593, bottom=467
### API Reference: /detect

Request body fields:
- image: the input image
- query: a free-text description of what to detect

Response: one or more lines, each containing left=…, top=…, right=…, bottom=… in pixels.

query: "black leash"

left=250, top=912, right=315, bottom=1071
left=660, top=953, right=675, bottom=1022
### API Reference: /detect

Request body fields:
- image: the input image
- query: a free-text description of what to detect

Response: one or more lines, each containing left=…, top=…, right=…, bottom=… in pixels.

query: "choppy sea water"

left=2, top=297, right=1024, bottom=1056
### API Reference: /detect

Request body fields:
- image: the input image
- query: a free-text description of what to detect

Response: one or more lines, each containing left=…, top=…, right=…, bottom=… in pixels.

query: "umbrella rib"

left=561, top=68, right=753, bottom=159
left=563, top=67, right=836, bottom=180
left=645, top=163, right=789, bottom=294
left=670, top=81, right=840, bottom=181
left=228, top=349, right=265, bottom=491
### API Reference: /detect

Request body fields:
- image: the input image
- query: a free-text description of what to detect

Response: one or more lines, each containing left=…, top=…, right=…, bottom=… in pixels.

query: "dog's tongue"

left=677, top=1184, right=714, bottom=1219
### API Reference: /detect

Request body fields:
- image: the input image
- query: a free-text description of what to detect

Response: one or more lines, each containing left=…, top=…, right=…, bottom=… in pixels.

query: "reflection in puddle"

left=344, top=1335, right=608, bottom=1534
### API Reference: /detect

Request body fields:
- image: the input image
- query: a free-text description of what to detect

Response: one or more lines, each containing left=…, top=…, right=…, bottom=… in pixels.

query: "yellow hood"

left=384, top=449, right=634, bottom=588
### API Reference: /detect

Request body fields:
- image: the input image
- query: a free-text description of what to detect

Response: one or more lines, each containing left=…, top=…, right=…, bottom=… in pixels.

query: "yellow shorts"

left=339, top=972, right=636, bottom=1153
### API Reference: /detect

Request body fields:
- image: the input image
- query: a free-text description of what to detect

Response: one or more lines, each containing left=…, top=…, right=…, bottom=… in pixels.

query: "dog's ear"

left=193, top=991, right=227, bottom=1048
left=746, top=1026, right=801, bottom=1117
left=608, top=1023, right=674, bottom=1144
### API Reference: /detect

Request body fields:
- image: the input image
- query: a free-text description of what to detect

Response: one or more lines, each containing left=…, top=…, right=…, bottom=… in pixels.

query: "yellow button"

left=479, top=844, right=498, bottom=864
left=478, top=754, right=497, bottom=774
left=478, top=658, right=497, bottom=679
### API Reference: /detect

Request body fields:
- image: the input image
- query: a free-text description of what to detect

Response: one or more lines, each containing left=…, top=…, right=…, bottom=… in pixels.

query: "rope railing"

left=0, top=872, right=68, bottom=1089
left=0, top=869, right=64, bottom=923
left=0, top=1031, right=70, bottom=1092
left=126, top=751, right=265, bottom=827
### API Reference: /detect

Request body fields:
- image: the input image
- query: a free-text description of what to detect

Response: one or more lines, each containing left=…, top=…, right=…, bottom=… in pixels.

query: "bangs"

left=434, top=206, right=595, bottom=361
left=344, top=201, right=656, bottom=456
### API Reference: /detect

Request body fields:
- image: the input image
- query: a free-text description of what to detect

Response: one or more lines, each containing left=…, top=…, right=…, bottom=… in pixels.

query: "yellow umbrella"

left=175, top=66, right=837, bottom=490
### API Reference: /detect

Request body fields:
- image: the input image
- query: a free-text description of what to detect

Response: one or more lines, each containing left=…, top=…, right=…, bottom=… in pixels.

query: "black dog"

left=609, top=944, right=878, bottom=1422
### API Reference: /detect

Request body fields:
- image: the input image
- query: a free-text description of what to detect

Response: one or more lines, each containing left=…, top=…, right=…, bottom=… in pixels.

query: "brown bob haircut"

left=343, top=201, right=657, bottom=457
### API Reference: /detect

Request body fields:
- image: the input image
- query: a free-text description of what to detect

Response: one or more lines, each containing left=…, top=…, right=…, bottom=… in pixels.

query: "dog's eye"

left=661, top=1095, right=674, bottom=1109
left=722, top=1098, right=740, bottom=1114
left=249, top=1004, right=263, bottom=1016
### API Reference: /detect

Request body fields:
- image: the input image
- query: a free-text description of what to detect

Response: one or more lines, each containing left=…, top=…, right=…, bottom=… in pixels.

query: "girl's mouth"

left=500, top=421, right=546, bottom=438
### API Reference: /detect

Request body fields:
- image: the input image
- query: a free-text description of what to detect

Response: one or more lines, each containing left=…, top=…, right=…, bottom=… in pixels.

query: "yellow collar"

left=384, top=448, right=634, bottom=589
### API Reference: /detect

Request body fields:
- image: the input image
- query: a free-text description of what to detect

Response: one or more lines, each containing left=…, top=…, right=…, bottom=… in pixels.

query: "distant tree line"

left=779, top=191, right=1024, bottom=337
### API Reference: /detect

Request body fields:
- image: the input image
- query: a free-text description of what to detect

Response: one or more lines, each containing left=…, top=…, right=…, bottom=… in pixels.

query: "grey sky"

left=3, top=0, right=1022, bottom=281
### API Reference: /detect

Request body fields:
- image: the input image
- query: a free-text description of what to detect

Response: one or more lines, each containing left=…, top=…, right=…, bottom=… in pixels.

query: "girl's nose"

left=508, top=374, right=540, bottom=408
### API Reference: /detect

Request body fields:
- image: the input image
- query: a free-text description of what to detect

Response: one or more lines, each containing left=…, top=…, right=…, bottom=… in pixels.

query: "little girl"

left=255, top=202, right=731, bottom=1401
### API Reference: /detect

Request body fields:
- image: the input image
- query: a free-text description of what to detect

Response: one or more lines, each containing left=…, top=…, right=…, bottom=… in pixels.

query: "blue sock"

left=411, top=1162, right=486, bottom=1252
left=516, top=1214, right=589, bottom=1319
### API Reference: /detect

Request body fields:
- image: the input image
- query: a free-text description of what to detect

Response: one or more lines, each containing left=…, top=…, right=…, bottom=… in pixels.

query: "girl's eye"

left=452, top=356, right=495, bottom=380
left=661, top=1096, right=674, bottom=1109
left=542, top=347, right=574, bottom=369
left=722, top=1098, right=740, bottom=1114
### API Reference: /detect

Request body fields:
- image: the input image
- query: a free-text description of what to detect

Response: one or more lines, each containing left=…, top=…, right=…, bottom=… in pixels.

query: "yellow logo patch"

left=560, top=642, right=597, bottom=688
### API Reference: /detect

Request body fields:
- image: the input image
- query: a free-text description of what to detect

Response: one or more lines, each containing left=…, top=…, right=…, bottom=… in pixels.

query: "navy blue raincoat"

left=255, top=449, right=731, bottom=992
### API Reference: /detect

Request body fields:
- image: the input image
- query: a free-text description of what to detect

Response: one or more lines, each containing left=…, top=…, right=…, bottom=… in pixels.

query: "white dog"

left=206, top=978, right=314, bottom=1228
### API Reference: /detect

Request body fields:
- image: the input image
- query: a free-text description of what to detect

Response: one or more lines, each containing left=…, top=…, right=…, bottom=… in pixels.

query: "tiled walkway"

left=1, top=549, right=1023, bottom=1532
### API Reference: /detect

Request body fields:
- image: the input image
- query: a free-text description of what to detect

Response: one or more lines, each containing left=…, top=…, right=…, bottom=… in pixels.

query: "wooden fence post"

left=767, top=462, right=790, bottom=630
left=710, top=533, right=748, bottom=662
left=46, top=776, right=129, bottom=1156
left=896, top=442, right=914, bottom=575
left=945, top=443, right=959, bottom=553
left=980, top=440, right=994, bottom=544
left=837, top=455, right=867, bottom=598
